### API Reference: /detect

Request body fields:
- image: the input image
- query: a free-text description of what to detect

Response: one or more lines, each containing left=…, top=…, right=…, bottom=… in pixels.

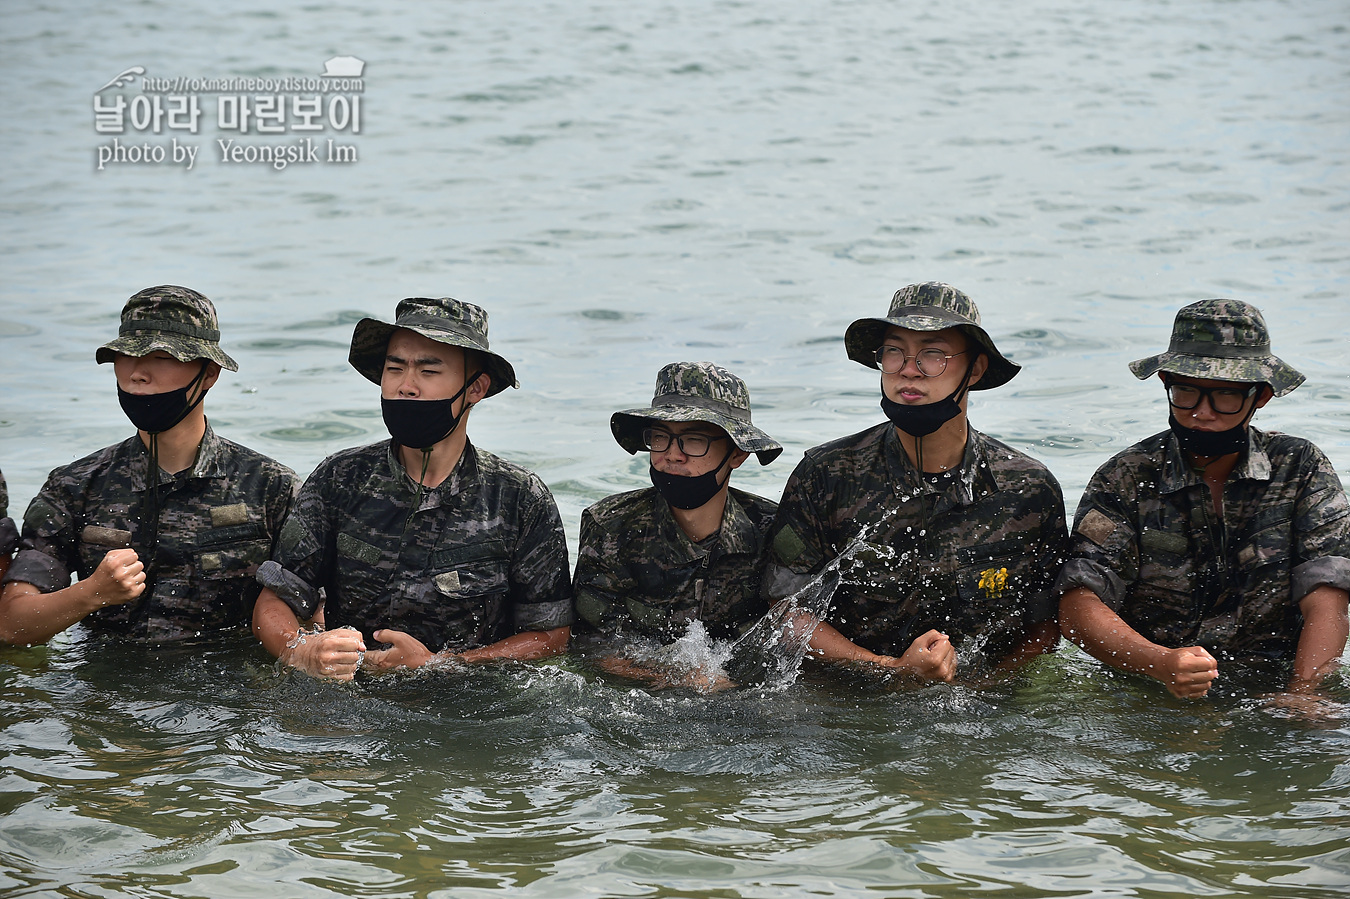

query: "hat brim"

left=96, top=335, right=239, bottom=372
left=843, top=316, right=1019, bottom=390
left=611, top=405, right=782, bottom=465
left=1129, top=352, right=1304, bottom=397
left=349, top=318, right=518, bottom=397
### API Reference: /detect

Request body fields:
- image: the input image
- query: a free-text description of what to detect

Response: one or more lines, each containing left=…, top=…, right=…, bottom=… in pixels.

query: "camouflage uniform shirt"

left=0, top=468, right=17, bottom=559
left=1055, top=427, right=1350, bottom=661
left=3, top=425, right=299, bottom=641
left=258, top=439, right=574, bottom=652
left=574, top=486, right=777, bottom=642
left=764, top=423, right=1068, bottom=664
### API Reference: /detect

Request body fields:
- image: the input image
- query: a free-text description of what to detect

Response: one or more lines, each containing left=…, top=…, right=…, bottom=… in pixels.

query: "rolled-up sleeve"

left=3, top=489, right=75, bottom=593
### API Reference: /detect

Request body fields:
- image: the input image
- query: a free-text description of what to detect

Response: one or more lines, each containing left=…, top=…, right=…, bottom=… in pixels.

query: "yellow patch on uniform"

left=201, top=552, right=223, bottom=572
left=978, top=567, right=1009, bottom=598
left=1076, top=509, right=1117, bottom=547
left=211, top=503, right=250, bottom=527
left=434, top=571, right=461, bottom=593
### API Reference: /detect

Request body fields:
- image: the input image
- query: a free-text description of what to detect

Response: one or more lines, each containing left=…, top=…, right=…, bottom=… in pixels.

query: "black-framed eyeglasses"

left=642, top=428, right=728, bottom=457
left=1164, top=377, right=1258, bottom=415
left=874, top=346, right=966, bottom=377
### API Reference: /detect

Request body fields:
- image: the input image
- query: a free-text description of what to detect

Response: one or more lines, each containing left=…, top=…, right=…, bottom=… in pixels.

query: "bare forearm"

left=805, top=619, right=889, bottom=663
left=1059, top=588, right=1172, bottom=677
left=457, top=625, right=570, bottom=663
left=251, top=589, right=306, bottom=662
left=1, top=579, right=109, bottom=645
left=1290, top=586, right=1349, bottom=691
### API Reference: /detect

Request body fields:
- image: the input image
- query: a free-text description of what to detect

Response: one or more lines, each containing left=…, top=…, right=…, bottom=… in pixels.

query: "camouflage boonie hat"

left=611, top=362, right=783, bottom=465
left=1129, top=299, right=1304, bottom=397
left=843, top=282, right=1019, bottom=390
left=96, top=286, right=239, bottom=372
left=349, top=297, right=519, bottom=397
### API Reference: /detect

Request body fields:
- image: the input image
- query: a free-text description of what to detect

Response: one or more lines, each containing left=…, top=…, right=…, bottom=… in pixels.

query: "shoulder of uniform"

left=728, top=486, right=779, bottom=521
left=969, top=429, right=1062, bottom=490
left=793, top=423, right=890, bottom=478
left=584, top=488, right=656, bottom=529
left=211, top=435, right=298, bottom=478
left=42, top=438, right=134, bottom=485
left=1253, top=427, right=1321, bottom=459
left=304, top=439, right=388, bottom=485
left=469, top=448, right=556, bottom=506
left=1087, top=431, right=1170, bottom=483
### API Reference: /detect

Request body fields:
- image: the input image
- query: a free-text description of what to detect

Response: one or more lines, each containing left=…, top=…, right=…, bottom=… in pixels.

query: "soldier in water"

left=252, top=297, right=574, bottom=679
left=763, top=282, right=1067, bottom=682
left=573, top=362, right=782, bottom=687
left=0, top=286, right=299, bottom=645
left=1057, top=299, right=1350, bottom=698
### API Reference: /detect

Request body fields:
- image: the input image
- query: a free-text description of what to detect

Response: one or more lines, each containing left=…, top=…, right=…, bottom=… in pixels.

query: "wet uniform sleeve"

left=3, top=471, right=80, bottom=593
left=0, top=470, right=16, bottom=560
left=508, top=476, right=575, bottom=632
left=1020, top=473, right=1070, bottom=626
left=0, top=516, right=16, bottom=561
left=761, top=458, right=834, bottom=603
left=572, top=505, right=630, bottom=634
left=1053, top=461, right=1138, bottom=610
left=1290, top=443, right=1350, bottom=601
left=256, top=466, right=331, bottom=620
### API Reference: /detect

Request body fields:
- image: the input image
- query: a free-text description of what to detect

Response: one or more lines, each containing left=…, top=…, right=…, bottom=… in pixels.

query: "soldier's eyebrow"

left=385, top=351, right=446, bottom=367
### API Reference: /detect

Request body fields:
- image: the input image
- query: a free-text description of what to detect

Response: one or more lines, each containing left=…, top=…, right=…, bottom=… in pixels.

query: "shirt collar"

left=653, top=487, right=761, bottom=560
left=127, top=421, right=222, bottom=490
left=883, top=424, right=999, bottom=507
left=386, top=438, right=480, bottom=510
left=1159, top=426, right=1271, bottom=494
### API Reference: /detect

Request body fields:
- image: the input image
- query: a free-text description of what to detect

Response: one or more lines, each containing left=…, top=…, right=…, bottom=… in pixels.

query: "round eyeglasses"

left=642, top=428, right=729, bottom=457
left=1164, top=378, right=1258, bottom=415
left=874, top=347, right=966, bottom=377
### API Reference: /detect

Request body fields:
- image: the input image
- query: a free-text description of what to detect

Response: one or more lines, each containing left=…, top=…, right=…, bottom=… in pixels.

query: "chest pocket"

left=196, top=521, right=271, bottom=580
left=1135, top=526, right=1195, bottom=596
left=949, top=534, right=1046, bottom=651
left=76, top=522, right=134, bottom=578
left=1234, top=519, right=1292, bottom=573
left=839, top=540, right=938, bottom=605
left=1126, top=526, right=1201, bottom=642
left=429, top=540, right=510, bottom=598
left=426, top=540, right=512, bottom=649
left=953, top=534, right=1033, bottom=599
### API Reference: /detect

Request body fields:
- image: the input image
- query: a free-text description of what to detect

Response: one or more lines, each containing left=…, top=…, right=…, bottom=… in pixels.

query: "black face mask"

left=118, top=362, right=210, bottom=434
left=1168, top=414, right=1250, bottom=458
left=649, top=446, right=734, bottom=511
left=880, top=393, right=963, bottom=437
left=381, top=370, right=483, bottom=450
left=879, top=359, right=976, bottom=438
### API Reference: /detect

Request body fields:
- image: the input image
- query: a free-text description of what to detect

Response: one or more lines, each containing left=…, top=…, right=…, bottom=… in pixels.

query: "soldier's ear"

left=1254, top=385, right=1274, bottom=409
left=967, top=351, right=989, bottom=387
left=466, top=370, right=491, bottom=405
